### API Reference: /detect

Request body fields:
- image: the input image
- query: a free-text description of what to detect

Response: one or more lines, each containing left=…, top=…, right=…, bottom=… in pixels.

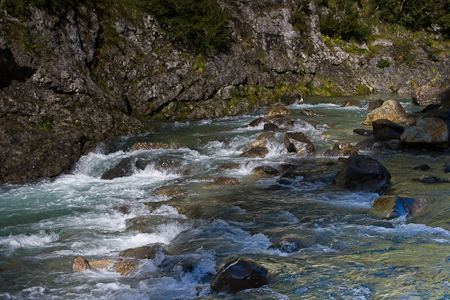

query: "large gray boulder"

left=210, top=257, right=269, bottom=294
left=400, top=116, right=449, bottom=148
left=412, top=86, right=450, bottom=106
left=332, top=155, right=391, bottom=194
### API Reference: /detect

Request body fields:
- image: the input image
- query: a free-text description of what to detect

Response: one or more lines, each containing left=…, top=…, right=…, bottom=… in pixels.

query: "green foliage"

left=392, top=39, right=417, bottom=67
left=141, top=0, right=229, bottom=54
left=317, top=0, right=371, bottom=42
left=376, top=58, right=391, bottom=69
left=289, top=0, right=311, bottom=33
left=372, top=0, right=450, bottom=38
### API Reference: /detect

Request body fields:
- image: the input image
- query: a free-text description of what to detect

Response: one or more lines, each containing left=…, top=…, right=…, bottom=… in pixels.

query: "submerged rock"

left=101, top=157, right=135, bottom=180
left=219, top=163, right=241, bottom=170
left=269, top=236, right=309, bottom=253
left=210, top=257, right=269, bottom=294
left=413, top=164, right=431, bottom=171
left=300, top=108, right=320, bottom=116
left=214, top=177, right=240, bottom=185
left=412, top=176, right=450, bottom=184
left=371, top=195, right=427, bottom=219
left=332, top=155, right=391, bottom=194
left=362, top=100, right=409, bottom=126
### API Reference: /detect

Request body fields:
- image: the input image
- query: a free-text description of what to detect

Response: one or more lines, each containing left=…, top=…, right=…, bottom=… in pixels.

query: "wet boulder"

left=354, top=138, right=375, bottom=151
left=119, top=244, right=166, bottom=260
left=362, top=100, right=409, bottom=126
left=264, top=104, right=292, bottom=118
left=412, top=86, right=450, bottom=106
left=248, top=117, right=270, bottom=127
left=240, top=147, right=269, bottom=158
left=249, top=139, right=267, bottom=149
left=400, top=116, right=449, bottom=148
left=284, top=132, right=315, bottom=157
left=353, top=129, right=373, bottom=136
left=210, top=257, right=269, bottom=294
left=257, top=132, right=272, bottom=140
left=332, top=155, right=391, bottom=194
left=341, top=98, right=361, bottom=107
left=253, top=166, right=279, bottom=177
left=413, top=164, right=431, bottom=171
left=371, top=195, right=427, bottom=219
left=263, top=123, right=284, bottom=132
left=101, top=157, right=136, bottom=180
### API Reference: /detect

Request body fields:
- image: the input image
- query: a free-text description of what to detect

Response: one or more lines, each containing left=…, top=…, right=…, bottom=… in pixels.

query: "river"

left=1, top=94, right=450, bottom=299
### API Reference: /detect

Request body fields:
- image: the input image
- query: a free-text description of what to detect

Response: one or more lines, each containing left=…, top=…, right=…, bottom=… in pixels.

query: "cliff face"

left=0, top=0, right=449, bottom=184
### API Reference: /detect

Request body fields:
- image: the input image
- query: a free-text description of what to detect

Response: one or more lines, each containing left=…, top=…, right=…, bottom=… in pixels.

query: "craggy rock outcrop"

left=412, top=86, right=450, bottom=106
left=362, top=100, right=409, bottom=126
left=371, top=195, right=427, bottom=219
left=332, top=155, right=391, bottom=194
left=400, top=116, right=449, bottom=148
left=1, top=0, right=450, bottom=184
left=210, top=257, right=269, bottom=294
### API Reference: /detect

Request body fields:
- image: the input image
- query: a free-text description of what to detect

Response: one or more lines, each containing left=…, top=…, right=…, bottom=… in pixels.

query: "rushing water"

left=2, top=94, right=450, bottom=299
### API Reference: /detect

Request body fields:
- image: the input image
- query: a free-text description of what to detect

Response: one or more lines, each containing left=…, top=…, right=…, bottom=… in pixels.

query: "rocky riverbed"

left=3, top=94, right=450, bottom=299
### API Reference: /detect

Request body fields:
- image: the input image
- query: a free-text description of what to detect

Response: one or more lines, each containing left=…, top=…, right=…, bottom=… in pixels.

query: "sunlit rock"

left=400, top=116, right=449, bottom=148
left=362, top=100, right=409, bottom=126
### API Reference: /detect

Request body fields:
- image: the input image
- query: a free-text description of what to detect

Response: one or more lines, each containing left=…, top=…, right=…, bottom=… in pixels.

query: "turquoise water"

left=1, top=94, right=450, bottom=299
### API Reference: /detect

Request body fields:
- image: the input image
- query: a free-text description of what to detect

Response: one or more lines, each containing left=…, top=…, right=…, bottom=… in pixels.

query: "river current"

left=2, top=94, right=450, bottom=299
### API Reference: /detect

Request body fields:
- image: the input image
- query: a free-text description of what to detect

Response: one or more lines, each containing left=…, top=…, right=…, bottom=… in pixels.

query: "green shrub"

left=372, top=0, right=450, bottom=38
left=141, top=0, right=229, bottom=54
left=392, top=39, right=417, bottom=67
left=376, top=58, right=391, bottom=69
left=317, top=0, right=371, bottom=42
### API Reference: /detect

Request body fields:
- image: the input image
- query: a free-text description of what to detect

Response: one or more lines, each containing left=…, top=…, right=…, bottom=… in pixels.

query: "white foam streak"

left=0, top=230, right=59, bottom=253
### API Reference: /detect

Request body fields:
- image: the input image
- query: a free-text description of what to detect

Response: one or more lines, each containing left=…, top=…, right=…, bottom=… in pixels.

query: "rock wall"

left=0, top=0, right=449, bottom=184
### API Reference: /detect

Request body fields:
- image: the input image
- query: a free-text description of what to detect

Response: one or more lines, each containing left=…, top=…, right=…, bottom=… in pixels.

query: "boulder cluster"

left=74, top=86, right=450, bottom=294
